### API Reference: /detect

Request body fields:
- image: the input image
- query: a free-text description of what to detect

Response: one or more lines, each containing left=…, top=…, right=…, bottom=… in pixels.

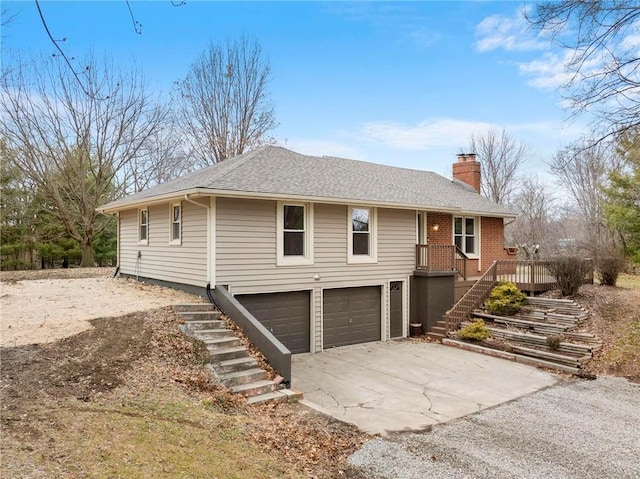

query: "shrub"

left=485, top=281, right=527, bottom=316
left=546, top=256, right=592, bottom=296
left=457, top=319, right=490, bottom=341
left=546, top=334, right=564, bottom=351
left=595, top=255, right=626, bottom=286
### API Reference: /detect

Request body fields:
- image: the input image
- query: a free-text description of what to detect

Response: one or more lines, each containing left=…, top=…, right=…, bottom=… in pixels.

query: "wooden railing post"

left=529, top=261, right=535, bottom=296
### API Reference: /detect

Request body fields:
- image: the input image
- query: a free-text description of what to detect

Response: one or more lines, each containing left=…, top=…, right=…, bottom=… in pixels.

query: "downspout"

left=101, top=211, right=121, bottom=277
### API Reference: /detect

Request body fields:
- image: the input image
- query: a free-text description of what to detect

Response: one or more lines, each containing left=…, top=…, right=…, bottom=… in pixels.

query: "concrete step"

left=217, top=356, right=258, bottom=374
left=208, top=346, right=248, bottom=362
left=220, top=368, right=269, bottom=387
left=204, top=336, right=242, bottom=350
left=247, top=391, right=288, bottom=405
left=194, top=329, right=235, bottom=340
left=184, top=319, right=228, bottom=331
left=180, top=311, right=221, bottom=321
left=173, top=304, right=215, bottom=313
left=231, top=379, right=277, bottom=398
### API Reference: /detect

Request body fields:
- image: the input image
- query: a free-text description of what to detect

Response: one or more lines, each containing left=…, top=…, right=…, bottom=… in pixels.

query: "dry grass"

left=577, top=274, right=640, bottom=382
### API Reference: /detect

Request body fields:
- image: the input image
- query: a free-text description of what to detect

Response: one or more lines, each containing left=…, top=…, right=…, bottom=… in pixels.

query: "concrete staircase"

left=173, top=304, right=300, bottom=405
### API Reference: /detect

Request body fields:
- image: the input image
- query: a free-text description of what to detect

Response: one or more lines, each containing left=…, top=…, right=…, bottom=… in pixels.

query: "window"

left=348, top=206, right=377, bottom=263
left=352, top=208, right=370, bottom=255
left=170, top=203, right=181, bottom=245
left=277, top=202, right=313, bottom=265
left=138, top=209, right=148, bottom=244
left=454, top=216, right=476, bottom=255
left=284, top=205, right=305, bottom=256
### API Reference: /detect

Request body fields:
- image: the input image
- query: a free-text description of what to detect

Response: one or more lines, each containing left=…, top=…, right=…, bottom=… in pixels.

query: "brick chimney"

left=453, top=153, right=481, bottom=193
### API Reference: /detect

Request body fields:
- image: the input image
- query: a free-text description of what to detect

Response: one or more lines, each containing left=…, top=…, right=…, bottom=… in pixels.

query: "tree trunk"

left=80, top=240, right=95, bottom=267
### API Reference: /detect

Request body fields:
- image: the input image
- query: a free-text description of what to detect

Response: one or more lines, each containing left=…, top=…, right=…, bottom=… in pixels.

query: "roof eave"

left=98, top=187, right=516, bottom=219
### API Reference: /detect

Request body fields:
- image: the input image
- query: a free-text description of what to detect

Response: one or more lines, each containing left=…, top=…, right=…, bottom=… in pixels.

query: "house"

left=99, top=146, right=516, bottom=355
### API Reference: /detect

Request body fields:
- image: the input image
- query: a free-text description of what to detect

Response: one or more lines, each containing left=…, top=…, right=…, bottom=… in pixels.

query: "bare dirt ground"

left=0, top=268, right=368, bottom=479
left=0, top=268, right=203, bottom=347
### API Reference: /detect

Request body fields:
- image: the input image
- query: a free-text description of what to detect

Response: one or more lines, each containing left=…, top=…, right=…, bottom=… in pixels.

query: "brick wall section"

left=480, top=216, right=510, bottom=271
left=426, top=212, right=452, bottom=244
left=426, top=213, right=509, bottom=276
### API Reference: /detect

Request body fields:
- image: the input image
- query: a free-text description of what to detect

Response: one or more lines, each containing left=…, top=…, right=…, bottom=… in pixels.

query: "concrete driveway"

left=292, top=340, right=558, bottom=435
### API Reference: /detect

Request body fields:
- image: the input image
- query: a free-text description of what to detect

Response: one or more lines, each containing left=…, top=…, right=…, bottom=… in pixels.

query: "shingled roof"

left=100, top=146, right=515, bottom=217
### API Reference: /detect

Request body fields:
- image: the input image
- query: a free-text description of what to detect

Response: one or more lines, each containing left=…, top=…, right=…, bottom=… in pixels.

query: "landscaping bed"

left=448, top=276, right=640, bottom=381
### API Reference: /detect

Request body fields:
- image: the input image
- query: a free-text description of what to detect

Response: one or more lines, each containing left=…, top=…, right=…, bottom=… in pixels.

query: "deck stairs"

left=173, top=304, right=301, bottom=405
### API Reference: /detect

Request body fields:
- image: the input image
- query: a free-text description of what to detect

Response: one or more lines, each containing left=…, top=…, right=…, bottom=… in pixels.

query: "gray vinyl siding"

left=118, top=199, right=208, bottom=286
left=216, top=197, right=415, bottom=351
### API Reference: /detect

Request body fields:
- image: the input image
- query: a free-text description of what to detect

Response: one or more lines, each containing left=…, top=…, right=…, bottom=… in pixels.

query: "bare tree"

left=507, top=175, right=556, bottom=258
left=527, top=2, right=640, bottom=144
left=469, top=128, right=531, bottom=204
left=549, top=138, right=619, bottom=253
left=1, top=53, right=167, bottom=266
left=176, top=37, right=277, bottom=166
left=126, top=114, right=195, bottom=193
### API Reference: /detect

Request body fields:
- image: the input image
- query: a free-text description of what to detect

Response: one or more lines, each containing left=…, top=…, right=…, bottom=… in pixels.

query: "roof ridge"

left=202, top=146, right=271, bottom=186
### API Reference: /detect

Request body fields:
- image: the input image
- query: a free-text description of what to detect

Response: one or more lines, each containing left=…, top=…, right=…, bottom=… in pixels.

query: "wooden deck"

left=443, top=259, right=594, bottom=333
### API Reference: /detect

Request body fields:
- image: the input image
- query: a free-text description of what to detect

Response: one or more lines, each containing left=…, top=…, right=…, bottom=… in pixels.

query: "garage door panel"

left=237, top=291, right=310, bottom=354
left=323, top=286, right=381, bottom=349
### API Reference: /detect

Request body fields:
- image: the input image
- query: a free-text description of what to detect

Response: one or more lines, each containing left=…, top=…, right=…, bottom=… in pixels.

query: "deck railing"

left=415, top=244, right=468, bottom=280
left=444, top=261, right=500, bottom=332
left=443, top=258, right=594, bottom=333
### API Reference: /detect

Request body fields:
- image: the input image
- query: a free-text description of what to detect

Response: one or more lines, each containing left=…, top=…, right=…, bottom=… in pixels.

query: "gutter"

left=99, top=187, right=466, bottom=216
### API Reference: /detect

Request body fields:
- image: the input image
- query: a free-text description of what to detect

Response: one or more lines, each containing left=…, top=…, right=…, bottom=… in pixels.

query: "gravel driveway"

left=349, top=376, right=640, bottom=478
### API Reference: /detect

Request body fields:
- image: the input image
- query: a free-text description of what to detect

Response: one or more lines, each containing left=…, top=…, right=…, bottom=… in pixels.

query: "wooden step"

left=426, top=332, right=445, bottom=342
left=220, top=368, right=269, bottom=387
left=231, top=380, right=277, bottom=398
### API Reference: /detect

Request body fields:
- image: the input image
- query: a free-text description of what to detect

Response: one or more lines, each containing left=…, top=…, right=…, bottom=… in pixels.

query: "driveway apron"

left=292, top=340, right=558, bottom=435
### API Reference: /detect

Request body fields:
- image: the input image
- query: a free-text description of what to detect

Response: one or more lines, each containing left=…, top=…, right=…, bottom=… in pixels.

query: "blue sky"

left=2, top=1, right=587, bottom=178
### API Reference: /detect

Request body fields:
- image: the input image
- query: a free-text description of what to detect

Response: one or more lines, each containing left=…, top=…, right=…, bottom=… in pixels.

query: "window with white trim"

left=454, top=216, right=477, bottom=256
left=138, top=208, right=148, bottom=244
left=348, top=206, right=377, bottom=263
left=170, top=203, right=181, bottom=245
left=277, top=202, right=313, bottom=265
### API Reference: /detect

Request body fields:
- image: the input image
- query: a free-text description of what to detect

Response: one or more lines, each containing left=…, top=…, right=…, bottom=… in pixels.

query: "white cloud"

left=475, top=9, right=547, bottom=53
left=518, top=51, right=572, bottom=89
left=355, top=118, right=497, bottom=150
